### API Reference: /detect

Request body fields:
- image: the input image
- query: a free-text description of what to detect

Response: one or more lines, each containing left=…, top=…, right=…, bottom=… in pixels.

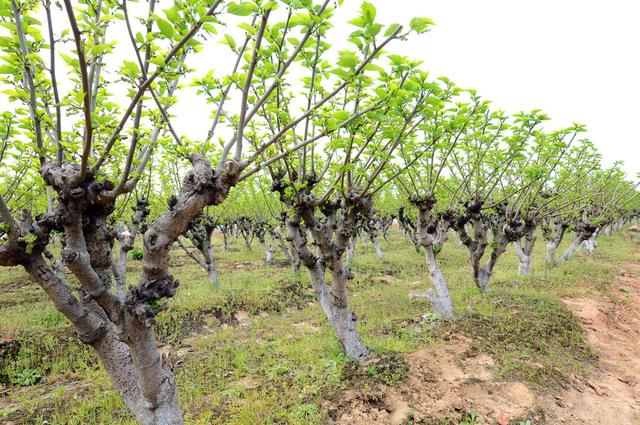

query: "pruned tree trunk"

left=20, top=154, right=240, bottom=424
left=475, top=267, right=491, bottom=293
left=414, top=199, right=454, bottom=318
left=454, top=201, right=516, bottom=293
left=182, top=216, right=220, bottom=287
left=559, top=234, right=586, bottom=262
left=454, top=206, right=490, bottom=292
left=514, top=230, right=536, bottom=275
left=346, top=235, right=356, bottom=265
left=542, top=220, right=567, bottom=267
left=286, top=216, right=369, bottom=360
left=514, top=241, right=532, bottom=275
left=546, top=240, right=559, bottom=265
left=326, top=266, right=369, bottom=359
left=424, top=247, right=453, bottom=318
left=262, top=239, right=273, bottom=263
left=115, top=199, right=149, bottom=300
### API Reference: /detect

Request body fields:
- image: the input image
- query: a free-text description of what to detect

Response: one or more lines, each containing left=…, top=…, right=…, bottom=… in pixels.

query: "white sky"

left=3, top=0, right=638, bottom=179
left=330, top=0, right=640, bottom=178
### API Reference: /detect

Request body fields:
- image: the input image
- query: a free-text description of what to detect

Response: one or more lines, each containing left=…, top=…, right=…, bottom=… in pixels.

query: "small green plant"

left=365, top=352, right=408, bottom=385
left=421, top=312, right=442, bottom=323
left=131, top=248, right=144, bottom=261
left=519, top=420, right=532, bottom=425
left=459, top=410, right=480, bottom=425
left=12, top=368, right=42, bottom=386
left=38, top=310, right=65, bottom=328
left=0, top=407, right=18, bottom=420
left=290, top=403, right=318, bottom=421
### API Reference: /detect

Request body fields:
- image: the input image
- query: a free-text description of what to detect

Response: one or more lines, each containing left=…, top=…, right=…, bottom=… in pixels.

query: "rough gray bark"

left=514, top=225, right=536, bottom=275
left=542, top=220, right=567, bottom=266
left=181, top=216, right=220, bottom=286
left=346, top=235, right=356, bottom=265
left=1, top=210, right=177, bottom=425
left=9, top=154, right=243, bottom=424
left=454, top=201, right=517, bottom=292
left=413, top=197, right=453, bottom=318
left=272, top=171, right=371, bottom=361
left=115, top=199, right=149, bottom=300
left=286, top=215, right=369, bottom=360
left=454, top=202, right=490, bottom=292
left=558, top=222, right=597, bottom=263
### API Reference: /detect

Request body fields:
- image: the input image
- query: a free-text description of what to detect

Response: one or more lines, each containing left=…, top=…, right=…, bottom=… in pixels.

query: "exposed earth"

left=331, top=257, right=640, bottom=424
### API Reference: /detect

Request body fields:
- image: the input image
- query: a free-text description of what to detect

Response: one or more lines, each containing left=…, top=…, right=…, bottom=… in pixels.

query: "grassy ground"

left=0, top=228, right=638, bottom=424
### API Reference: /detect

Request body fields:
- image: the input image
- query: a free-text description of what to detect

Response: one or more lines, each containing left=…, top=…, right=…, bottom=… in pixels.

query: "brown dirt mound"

left=545, top=263, right=640, bottom=424
left=328, top=338, right=538, bottom=424
left=328, top=260, right=640, bottom=425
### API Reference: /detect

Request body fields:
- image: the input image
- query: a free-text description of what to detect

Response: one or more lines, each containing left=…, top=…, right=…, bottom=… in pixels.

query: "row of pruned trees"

left=0, top=0, right=438, bottom=422
left=0, top=0, right=638, bottom=423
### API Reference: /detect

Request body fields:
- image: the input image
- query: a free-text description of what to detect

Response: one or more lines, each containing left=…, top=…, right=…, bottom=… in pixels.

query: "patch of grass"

left=0, top=227, right=638, bottom=423
left=156, top=279, right=314, bottom=344
left=0, top=327, right=96, bottom=386
left=452, top=291, right=597, bottom=390
left=364, top=352, right=409, bottom=385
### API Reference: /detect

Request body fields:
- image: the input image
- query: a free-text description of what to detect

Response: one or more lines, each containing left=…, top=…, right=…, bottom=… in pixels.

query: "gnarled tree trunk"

left=287, top=216, right=369, bottom=360
left=414, top=199, right=453, bottom=318
left=514, top=226, right=537, bottom=275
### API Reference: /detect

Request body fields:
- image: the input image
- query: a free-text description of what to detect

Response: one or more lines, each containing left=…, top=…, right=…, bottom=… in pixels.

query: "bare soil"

left=330, top=258, right=640, bottom=424
left=547, top=258, right=640, bottom=424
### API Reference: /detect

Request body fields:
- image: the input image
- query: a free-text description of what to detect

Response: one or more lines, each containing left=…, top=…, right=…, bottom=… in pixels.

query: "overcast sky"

left=5, top=0, right=638, bottom=179
left=331, top=0, right=639, bottom=178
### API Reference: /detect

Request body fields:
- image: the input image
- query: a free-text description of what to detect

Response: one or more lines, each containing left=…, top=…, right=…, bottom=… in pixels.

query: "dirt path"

left=331, top=256, right=640, bottom=424
left=546, top=257, right=640, bottom=424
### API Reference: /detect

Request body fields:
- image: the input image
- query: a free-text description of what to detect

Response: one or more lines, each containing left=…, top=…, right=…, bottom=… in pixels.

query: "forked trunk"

left=286, top=207, right=369, bottom=361
left=470, top=238, right=509, bottom=293
left=25, top=245, right=183, bottom=425
left=514, top=234, right=536, bottom=275
left=414, top=202, right=454, bottom=318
